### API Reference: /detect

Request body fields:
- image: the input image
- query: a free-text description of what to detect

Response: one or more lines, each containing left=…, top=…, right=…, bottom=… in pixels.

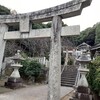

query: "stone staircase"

left=61, top=65, right=78, bottom=87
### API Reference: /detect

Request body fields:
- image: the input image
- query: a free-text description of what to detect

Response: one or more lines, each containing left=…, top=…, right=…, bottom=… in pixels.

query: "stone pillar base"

left=5, top=77, right=23, bottom=89
left=70, top=86, right=92, bottom=100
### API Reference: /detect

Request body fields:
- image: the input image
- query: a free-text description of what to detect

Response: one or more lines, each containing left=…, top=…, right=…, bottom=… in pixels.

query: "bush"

left=87, top=56, right=100, bottom=97
left=19, top=59, right=29, bottom=79
left=19, top=59, right=43, bottom=82
left=93, top=68, right=100, bottom=95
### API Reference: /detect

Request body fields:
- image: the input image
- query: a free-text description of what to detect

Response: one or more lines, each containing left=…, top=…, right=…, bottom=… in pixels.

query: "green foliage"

left=87, top=62, right=97, bottom=89
left=25, top=60, right=42, bottom=78
left=32, top=22, right=51, bottom=29
left=67, top=58, right=74, bottom=65
left=93, top=68, right=100, bottom=94
left=95, top=23, right=100, bottom=44
left=19, top=59, right=30, bottom=79
left=19, top=59, right=43, bottom=81
left=0, top=5, right=10, bottom=15
left=77, top=27, right=95, bottom=46
left=69, top=22, right=100, bottom=46
left=67, top=36, right=79, bottom=46
left=32, top=23, right=43, bottom=29
left=80, top=28, right=91, bottom=41
left=87, top=56, right=100, bottom=96
left=32, top=21, right=67, bottom=29
left=92, top=56, right=100, bottom=66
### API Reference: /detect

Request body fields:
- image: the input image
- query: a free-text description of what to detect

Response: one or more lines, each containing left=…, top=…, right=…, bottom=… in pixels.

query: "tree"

left=87, top=56, right=100, bottom=99
left=95, top=23, right=100, bottom=44
left=5, top=21, right=67, bottom=57
left=0, top=5, right=10, bottom=15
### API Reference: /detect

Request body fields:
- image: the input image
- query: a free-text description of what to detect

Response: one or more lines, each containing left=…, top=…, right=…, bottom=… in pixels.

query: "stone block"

left=77, top=86, right=89, bottom=94
left=20, top=15, right=29, bottom=33
left=5, top=81, right=23, bottom=89
left=79, top=93, right=91, bottom=100
left=5, top=77, right=23, bottom=89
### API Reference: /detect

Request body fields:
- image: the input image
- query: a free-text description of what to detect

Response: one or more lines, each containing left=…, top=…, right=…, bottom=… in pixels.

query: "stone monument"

left=5, top=50, right=24, bottom=89
left=70, top=50, right=92, bottom=100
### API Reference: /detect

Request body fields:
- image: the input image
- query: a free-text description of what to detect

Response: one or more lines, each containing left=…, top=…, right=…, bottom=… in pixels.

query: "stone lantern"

left=70, top=50, right=92, bottom=100
left=5, top=50, right=24, bottom=89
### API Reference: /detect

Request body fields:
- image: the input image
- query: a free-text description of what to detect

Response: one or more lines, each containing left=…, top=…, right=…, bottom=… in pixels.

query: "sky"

left=0, top=0, right=100, bottom=31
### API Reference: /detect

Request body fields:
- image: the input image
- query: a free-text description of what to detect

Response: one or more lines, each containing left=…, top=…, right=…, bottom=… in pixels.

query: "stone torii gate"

left=0, top=0, right=92, bottom=100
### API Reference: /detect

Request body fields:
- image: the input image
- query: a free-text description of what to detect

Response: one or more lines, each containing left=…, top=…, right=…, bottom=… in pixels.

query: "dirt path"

left=0, top=85, right=73, bottom=100
left=61, top=90, right=74, bottom=100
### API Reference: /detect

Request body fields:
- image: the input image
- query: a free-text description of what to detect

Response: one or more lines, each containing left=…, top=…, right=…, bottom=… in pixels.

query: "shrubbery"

left=87, top=56, right=100, bottom=98
left=19, top=59, right=45, bottom=83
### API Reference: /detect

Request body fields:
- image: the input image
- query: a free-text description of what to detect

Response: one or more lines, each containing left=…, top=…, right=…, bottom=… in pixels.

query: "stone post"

left=0, top=24, right=8, bottom=73
left=70, top=51, right=92, bottom=100
left=5, top=50, right=24, bottom=89
left=65, top=49, right=68, bottom=66
left=48, top=16, right=62, bottom=100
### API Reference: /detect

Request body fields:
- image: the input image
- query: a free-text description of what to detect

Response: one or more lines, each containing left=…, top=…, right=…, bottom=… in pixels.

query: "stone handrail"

left=61, top=65, right=66, bottom=75
left=74, top=68, right=80, bottom=87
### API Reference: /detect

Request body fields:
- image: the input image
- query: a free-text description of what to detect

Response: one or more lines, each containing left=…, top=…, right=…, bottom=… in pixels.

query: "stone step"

left=61, top=82, right=75, bottom=85
left=62, top=71, right=77, bottom=73
left=61, top=81, right=75, bottom=83
left=62, top=72, right=77, bottom=74
left=61, top=83, right=74, bottom=87
left=61, top=79, right=75, bottom=81
left=61, top=75, right=76, bottom=78
left=61, top=80, right=75, bottom=83
left=62, top=75, right=76, bottom=77
left=63, top=69, right=77, bottom=71
left=61, top=65, right=78, bottom=87
left=61, top=76, right=76, bottom=78
left=61, top=83, right=75, bottom=87
left=64, top=68, right=77, bottom=70
left=61, top=77, right=76, bottom=80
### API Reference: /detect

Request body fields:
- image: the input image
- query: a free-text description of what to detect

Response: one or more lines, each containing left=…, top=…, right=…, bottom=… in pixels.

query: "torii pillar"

left=48, top=16, right=62, bottom=100
left=48, top=1, right=92, bottom=100
left=0, top=0, right=92, bottom=100
left=0, top=24, right=8, bottom=74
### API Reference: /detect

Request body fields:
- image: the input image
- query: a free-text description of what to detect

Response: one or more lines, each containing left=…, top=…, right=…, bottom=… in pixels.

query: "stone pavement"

left=0, top=85, right=73, bottom=100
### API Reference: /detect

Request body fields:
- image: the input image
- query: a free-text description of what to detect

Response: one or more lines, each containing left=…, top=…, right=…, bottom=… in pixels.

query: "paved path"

left=0, top=85, right=73, bottom=100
